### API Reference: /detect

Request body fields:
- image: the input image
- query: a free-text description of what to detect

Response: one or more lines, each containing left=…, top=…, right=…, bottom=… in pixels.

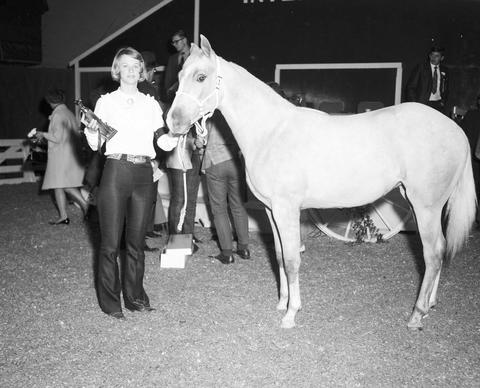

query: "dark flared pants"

left=96, top=159, right=154, bottom=314
left=205, top=158, right=249, bottom=254
left=167, top=151, right=201, bottom=234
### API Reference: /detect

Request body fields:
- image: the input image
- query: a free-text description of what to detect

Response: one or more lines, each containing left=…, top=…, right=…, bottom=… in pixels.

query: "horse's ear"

left=200, top=35, right=214, bottom=57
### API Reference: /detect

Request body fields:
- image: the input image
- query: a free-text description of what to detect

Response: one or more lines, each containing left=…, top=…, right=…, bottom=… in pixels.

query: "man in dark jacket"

left=164, top=30, right=190, bottom=104
left=405, top=46, right=448, bottom=114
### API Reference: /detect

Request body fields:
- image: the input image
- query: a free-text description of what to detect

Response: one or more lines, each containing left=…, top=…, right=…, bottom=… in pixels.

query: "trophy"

left=75, top=99, right=117, bottom=141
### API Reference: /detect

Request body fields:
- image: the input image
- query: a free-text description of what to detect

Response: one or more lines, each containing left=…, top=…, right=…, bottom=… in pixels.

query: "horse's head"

left=166, top=35, right=221, bottom=135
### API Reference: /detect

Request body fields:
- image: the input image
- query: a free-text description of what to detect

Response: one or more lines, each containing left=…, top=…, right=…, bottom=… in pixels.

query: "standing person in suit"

left=84, top=47, right=164, bottom=320
left=405, top=46, right=449, bottom=114
left=34, top=88, right=89, bottom=225
left=202, top=111, right=250, bottom=264
left=164, top=29, right=190, bottom=104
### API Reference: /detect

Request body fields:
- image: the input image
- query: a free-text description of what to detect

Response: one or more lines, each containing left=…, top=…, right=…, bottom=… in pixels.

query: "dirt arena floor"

left=1, top=183, right=479, bottom=387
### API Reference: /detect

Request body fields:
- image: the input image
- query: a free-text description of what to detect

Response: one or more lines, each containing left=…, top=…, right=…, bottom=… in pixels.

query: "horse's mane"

left=225, top=58, right=293, bottom=108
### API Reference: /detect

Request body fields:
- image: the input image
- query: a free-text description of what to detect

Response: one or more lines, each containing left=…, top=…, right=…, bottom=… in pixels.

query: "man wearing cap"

left=405, top=46, right=449, bottom=114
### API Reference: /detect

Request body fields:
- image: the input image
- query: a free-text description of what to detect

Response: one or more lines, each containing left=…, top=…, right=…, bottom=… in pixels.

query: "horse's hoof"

left=407, top=311, right=426, bottom=331
left=281, top=318, right=295, bottom=329
left=407, top=315, right=424, bottom=330
left=281, top=309, right=297, bottom=329
left=407, top=323, right=424, bottom=331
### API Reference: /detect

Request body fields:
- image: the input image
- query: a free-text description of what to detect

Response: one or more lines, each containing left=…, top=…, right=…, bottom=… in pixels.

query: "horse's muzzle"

left=166, top=106, right=194, bottom=135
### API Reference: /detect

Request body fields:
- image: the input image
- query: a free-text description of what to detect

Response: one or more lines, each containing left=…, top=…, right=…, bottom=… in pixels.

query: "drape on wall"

left=0, top=65, right=74, bottom=139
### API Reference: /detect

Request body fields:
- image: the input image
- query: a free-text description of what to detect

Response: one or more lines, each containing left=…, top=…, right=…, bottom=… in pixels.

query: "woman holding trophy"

left=83, top=47, right=164, bottom=320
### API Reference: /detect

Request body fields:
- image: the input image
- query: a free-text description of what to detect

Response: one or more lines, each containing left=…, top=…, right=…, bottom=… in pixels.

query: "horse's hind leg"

left=271, top=202, right=302, bottom=329
left=407, top=205, right=446, bottom=330
left=265, top=208, right=288, bottom=311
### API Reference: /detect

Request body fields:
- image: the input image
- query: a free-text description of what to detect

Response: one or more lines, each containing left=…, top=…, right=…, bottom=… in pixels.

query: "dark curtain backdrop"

left=0, top=65, right=73, bottom=139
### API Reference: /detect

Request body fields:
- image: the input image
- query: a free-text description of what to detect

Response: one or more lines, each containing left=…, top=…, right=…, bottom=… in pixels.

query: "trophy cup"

left=75, top=99, right=117, bottom=141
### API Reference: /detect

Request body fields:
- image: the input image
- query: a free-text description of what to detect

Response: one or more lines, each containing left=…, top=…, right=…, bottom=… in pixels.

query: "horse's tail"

left=445, top=154, right=477, bottom=260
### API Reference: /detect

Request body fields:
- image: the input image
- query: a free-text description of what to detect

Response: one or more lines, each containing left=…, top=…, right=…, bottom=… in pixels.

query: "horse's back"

left=300, top=102, right=463, bottom=143
left=293, top=102, right=468, bottom=168
left=251, top=102, right=470, bottom=208
left=372, top=103, right=469, bottom=179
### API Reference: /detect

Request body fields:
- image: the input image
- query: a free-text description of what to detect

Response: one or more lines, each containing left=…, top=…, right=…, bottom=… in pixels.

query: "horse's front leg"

left=271, top=202, right=301, bottom=329
left=265, top=208, right=288, bottom=311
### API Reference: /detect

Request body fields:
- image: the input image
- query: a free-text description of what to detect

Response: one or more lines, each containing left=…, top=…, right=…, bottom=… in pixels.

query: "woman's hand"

left=157, top=134, right=179, bottom=151
left=81, top=113, right=99, bottom=134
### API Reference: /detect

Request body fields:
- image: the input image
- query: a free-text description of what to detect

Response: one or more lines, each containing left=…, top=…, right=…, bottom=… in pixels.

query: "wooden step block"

left=160, top=234, right=193, bottom=268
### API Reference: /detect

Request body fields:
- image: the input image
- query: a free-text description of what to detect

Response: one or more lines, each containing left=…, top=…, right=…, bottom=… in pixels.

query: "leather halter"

left=175, top=55, right=222, bottom=137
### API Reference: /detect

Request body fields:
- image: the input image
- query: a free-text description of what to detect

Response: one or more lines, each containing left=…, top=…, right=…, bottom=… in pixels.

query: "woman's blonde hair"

left=111, top=47, right=147, bottom=82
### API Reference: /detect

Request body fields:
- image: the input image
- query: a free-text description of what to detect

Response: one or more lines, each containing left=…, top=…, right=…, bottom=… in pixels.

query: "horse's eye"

left=197, top=74, right=206, bottom=82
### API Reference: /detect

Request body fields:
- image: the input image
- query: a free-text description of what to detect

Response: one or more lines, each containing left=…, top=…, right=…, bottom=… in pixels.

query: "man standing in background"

left=164, top=30, right=190, bottom=104
left=406, top=46, right=448, bottom=114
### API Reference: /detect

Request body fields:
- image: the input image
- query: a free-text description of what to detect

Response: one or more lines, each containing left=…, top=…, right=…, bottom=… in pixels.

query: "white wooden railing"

left=0, top=139, right=44, bottom=185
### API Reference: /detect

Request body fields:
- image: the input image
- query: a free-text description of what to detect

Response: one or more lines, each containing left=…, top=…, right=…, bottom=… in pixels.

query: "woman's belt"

left=107, top=153, right=151, bottom=164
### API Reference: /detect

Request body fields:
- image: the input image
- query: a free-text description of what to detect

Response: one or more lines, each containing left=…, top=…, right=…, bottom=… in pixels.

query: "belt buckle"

left=129, top=155, right=146, bottom=164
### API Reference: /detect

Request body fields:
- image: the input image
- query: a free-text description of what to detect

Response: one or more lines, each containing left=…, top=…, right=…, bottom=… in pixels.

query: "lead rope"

left=176, top=134, right=188, bottom=233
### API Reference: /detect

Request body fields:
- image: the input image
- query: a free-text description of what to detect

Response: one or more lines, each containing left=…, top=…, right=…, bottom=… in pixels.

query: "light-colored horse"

left=167, top=36, right=477, bottom=330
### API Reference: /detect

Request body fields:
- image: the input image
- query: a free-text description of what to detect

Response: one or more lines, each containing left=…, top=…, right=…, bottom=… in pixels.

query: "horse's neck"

left=217, top=58, right=286, bottom=163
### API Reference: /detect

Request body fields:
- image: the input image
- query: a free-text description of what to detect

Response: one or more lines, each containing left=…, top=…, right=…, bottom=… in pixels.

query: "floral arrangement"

left=350, top=206, right=384, bottom=243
